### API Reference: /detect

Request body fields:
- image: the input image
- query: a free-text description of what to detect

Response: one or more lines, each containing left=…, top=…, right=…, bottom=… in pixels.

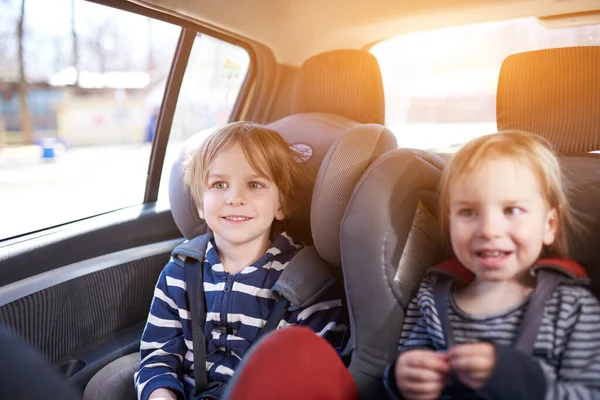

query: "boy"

left=135, top=122, right=347, bottom=400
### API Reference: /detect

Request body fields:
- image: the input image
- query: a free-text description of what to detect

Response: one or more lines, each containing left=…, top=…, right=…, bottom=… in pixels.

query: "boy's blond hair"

left=439, top=130, right=574, bottom=258
left=184, top=122, right=305, bottom=219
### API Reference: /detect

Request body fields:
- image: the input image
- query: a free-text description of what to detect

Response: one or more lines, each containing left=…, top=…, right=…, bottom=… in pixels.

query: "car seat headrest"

left=292, top=49, right=385, bottom=125
left=497, top=46, right=600, bottom=153
left=168, top=133, right=209, bottom=240
left=310, top=123, right=397, bottom=267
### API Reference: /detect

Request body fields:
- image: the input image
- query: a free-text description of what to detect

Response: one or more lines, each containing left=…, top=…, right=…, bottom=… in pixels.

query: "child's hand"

left=148, top=388, right=178, bottom=400
left=395, top=349, right=450, bottom=400
left=448, top=342, right=495, bottom=390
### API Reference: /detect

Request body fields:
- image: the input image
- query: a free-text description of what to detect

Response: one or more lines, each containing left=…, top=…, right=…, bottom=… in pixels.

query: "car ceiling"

left=127, top=0, right=600, bottom=65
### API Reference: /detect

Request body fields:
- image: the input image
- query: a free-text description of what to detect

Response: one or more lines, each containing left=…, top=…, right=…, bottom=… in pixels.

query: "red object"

left=428, top=257, right=588, bottom=285
left=227, top=327, right=357, bottom=400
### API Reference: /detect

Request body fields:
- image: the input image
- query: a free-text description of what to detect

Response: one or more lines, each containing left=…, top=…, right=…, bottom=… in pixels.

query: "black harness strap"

left=433, top=276, right=456, bottom=349
left=255, top=298, right=291, bottom=342
left=183, top=258, right=293, bottom=397
left=184, top=258, right=209, bottom=395
left=514, top=270, right=566, bottom=353
left=179, top=241, right=332, bottom=398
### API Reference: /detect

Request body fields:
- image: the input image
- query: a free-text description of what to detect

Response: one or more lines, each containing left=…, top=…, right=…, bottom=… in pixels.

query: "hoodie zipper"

left=221, top=274, right=234, bottom=333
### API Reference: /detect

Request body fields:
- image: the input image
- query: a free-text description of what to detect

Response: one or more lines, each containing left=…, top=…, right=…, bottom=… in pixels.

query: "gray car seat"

left=83, top=49, right=396, bottom=400
left=340, top=46, right=600, bottom=399
left=341, top=148, right=448, bottom=399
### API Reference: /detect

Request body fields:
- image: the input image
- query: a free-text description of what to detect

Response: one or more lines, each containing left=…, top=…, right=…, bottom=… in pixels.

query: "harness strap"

left=271, top=246, right=336, bottom=309
left=255, top=298, right=291, bottom=342
left=179, top=241, right=335, bottom=396
left=432, top=276, right=456, bottom=349
left=514, top=269, right=566, bottom=353
left=184, top=257, right=210, bottom=395
left=431, top=268, right=569, bottom=354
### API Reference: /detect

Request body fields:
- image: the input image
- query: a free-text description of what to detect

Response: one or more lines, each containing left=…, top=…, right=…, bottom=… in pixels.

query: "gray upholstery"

left=168, top=132, right=211, bottom=240
left=497, top=47, right=600, bottom=153
left=86, top=49, right=395, bottom=400
left=83, top=353, right=139, bottom=400
left=559, top=155, right=600, bottom=297
left=340, top=149, right=447, bottom=398
left=311, top=123, right=394, bottom=266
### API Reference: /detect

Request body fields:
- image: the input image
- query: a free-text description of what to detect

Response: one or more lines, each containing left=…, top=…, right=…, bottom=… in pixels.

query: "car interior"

left=1, top=0, right=600, bottom=399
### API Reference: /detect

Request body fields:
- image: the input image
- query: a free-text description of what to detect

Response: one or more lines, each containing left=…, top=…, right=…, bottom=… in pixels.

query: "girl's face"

left=448, top=157, right=558, bottom=284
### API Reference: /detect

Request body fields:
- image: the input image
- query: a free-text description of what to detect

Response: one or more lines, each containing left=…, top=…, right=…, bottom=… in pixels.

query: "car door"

left=0, top=0, right=258, bottom=392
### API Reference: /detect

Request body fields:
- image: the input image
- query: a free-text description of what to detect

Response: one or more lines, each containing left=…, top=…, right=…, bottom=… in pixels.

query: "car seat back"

left=497, top=46, right=600, bottom=153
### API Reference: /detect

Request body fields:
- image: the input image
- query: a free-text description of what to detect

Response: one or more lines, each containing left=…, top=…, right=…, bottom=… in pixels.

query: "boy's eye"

left=212, top=182, right=228, bottom=189
left=249, top=181, right=265, bottom=189
left=505, top=206, right=524, bottom=216
left=457, top=208, right=476, bottom=217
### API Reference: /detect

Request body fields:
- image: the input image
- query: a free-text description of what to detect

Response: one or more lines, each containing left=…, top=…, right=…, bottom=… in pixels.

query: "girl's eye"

left=212, top=182, right=228, bottom=189
left=249, top=181, right=265, bottom=189
left=457, top=208, right=476, bottom=217
left=505, top=206, right=524, bottom=216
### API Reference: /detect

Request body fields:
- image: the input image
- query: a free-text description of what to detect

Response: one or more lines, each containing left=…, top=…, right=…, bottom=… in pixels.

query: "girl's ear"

left=543, top=208, right=558, bottom=246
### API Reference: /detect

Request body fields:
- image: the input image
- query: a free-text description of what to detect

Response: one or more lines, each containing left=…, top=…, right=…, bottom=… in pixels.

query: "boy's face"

left=199, top=143, right=284, bottom=252
left=448, top=157, right=558, bottom=284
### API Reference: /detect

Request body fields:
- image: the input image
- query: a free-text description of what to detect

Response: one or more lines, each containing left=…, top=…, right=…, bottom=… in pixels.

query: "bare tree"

left=90, top=20, right=112, bottom=73
left=147, top=18, right=154, bottom=73
left=17, top=0, right=32, bottom=144
left=71, top=0, right=79, bottom=86
left=52, top=36, right=67, bottom=73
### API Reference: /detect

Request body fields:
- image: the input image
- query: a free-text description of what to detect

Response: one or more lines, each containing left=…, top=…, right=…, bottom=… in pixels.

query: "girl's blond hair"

left=439, top=130, right=574, bottom=258
left=184, top=122, right=306, bottom=219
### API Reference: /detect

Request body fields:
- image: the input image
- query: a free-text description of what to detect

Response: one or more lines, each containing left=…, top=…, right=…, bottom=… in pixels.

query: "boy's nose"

left=226, top=187, right=247, bottom=206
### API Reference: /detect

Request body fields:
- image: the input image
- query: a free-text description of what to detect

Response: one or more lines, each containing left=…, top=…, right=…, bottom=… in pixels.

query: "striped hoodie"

left=135, top=232, right=347, bottom=400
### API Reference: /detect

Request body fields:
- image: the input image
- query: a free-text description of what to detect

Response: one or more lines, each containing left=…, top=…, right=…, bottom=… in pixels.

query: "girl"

left=387, top=131, right=600, bottom=399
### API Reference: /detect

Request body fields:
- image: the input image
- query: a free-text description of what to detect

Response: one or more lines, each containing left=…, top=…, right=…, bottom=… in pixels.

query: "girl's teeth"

left=226, top=216, right=249, bottom=221
left=482, top=251, right=502, bottom=257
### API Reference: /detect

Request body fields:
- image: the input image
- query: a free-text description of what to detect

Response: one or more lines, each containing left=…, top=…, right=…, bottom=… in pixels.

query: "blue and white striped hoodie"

left=135, top=232, right=347, bottom=400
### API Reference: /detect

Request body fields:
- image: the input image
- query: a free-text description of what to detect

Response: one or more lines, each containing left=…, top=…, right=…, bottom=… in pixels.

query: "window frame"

left=86, top=1, right=258, bottom=203
left=0, top=0, right=258, bottom=242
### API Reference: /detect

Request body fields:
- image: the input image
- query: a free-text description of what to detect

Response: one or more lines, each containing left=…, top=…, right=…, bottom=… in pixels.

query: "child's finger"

left=406, top=354, right=450, bottom=373
left=399, top=379, right=445, bottom=400
left=401, top=366, right=446, bottom=383
left=449, top=354, right=493, bottom=372
left=448, top=342, right=494, bottom=358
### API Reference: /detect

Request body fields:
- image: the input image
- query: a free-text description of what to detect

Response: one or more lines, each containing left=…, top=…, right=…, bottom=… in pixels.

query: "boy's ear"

left=275, top=204, right=284, bottom=221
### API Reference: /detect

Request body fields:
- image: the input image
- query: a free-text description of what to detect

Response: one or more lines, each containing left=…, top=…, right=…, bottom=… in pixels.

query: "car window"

left=156, top=35, right=250, bottom=202
left=371, top=17, right=600, bottom=152
left=0, top=0, right=180, bottom=240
